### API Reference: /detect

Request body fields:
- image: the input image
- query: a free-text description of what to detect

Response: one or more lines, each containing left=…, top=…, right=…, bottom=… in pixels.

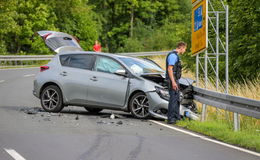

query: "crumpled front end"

left=141, top=73, right=200, bottom=120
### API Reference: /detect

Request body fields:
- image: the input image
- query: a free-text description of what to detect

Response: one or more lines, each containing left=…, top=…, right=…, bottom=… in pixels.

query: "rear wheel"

left=40, top=85, right=64, bottom=112
left=84, top=107, right=103, bottom=113
left=129, top=92, right=150, bottom=119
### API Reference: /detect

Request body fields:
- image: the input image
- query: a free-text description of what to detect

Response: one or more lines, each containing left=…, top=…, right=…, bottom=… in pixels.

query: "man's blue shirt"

left=167, top=51, right=178, bottom=66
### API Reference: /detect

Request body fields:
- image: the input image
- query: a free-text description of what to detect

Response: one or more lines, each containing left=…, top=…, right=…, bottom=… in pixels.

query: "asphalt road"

left=0, top=68, right=259, bottom=160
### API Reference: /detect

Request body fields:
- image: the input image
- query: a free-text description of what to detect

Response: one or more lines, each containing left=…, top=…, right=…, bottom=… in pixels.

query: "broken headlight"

left=155, top=86, right=169, bottom=101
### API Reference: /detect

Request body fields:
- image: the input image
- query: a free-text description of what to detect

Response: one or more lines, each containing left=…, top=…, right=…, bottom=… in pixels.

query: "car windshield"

left=119, top=57, right=164, bottom=74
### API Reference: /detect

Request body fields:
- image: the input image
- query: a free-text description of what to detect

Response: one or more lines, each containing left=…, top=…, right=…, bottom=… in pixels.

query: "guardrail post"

left=234, top=113, right=240, bottom=131
left=201, top=104, right=207, bottom=122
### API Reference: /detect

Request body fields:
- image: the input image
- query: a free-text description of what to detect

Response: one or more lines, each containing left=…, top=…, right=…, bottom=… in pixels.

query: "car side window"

left=60, top=55, right=70, bottom=66
left=60, top=54, right=95, bottom=70
left=94, top=56, right=124, bottom=74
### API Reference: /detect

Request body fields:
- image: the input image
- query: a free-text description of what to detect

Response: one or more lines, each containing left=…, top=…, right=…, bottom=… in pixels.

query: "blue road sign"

left=194, top=5, right=203, bottom=32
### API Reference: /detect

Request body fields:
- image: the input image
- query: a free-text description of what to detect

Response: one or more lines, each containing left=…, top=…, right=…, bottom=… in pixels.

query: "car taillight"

left=40, top=66, right=49, bottom=72
left=43, top=33, right=52, bottom=40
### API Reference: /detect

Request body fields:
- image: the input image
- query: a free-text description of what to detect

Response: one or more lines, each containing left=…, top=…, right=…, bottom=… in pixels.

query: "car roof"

left=58, top=51, right=133, bottom=59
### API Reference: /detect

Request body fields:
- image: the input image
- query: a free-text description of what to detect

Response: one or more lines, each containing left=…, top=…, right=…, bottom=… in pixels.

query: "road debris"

left=97, top=120, right=125, bottom=126
left=100, top=115, right=110, bottom=118
left=116, top=121, right=123, bottom=125
left=43, top=118, right=51, bottom=121
left=97, top=120, right=107, bottom=124
left=20, top=107, right=137, bottom=127
left=110, top=113, right=115, bottom=119
left=114, top=114, right=126, bottom=119
left=20, top=107, right=44, bottom=114
left=101, top=113, right=126, bottom=119
left=50, top=113, right=62, bottom=116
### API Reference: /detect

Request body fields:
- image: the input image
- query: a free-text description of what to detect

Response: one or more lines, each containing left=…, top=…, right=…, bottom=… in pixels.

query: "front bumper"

left=146, top=91, right=200, bottom=120
left=146, top=91, right=168, bottom=119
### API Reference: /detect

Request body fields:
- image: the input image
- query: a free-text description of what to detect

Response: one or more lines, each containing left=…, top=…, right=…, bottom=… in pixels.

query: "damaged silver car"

left=33, top=31, right=199, bottom=120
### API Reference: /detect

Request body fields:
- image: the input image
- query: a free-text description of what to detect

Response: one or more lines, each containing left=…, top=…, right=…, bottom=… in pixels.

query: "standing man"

left=93, top=40, right=102, bottom=52
left=166, top=42, right=187, bottom=124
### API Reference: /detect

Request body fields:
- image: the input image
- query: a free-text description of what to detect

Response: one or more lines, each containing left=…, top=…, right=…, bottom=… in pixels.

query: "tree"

left=50, top=0, right=98, bottom=51
left=0, top=0, right=98, bottom=54
left=227, top=0, right=260, bottom=80
left=0, top=0, right=19, bottom=54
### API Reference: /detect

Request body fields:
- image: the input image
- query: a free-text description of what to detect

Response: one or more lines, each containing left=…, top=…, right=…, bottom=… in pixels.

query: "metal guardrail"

left=0, top=55, right=54, bottom=68
left=193, top=86, right=260, bottom=119
left=0, top=55, right=54, bottom=61
left=0, top=52, right=169, bottom=68
left=0, top=51, right=169, bottom=60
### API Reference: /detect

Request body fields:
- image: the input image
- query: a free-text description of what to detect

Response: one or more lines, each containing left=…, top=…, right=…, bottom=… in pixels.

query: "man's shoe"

left=167, top=120, right=176, bottom=124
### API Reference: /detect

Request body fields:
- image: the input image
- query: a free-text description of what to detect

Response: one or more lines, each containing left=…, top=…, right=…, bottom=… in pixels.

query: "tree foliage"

left=227, top=0, right=260, bottom=80
left=0, top=0, right=98, bottom=54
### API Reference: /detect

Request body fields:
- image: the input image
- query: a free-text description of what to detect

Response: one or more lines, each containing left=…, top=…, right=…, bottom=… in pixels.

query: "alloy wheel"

left=42, top=88, right=59, bottom=110
left=130, top=93, right=150, bottom=118
left=40, top=85, right=63, bottom=112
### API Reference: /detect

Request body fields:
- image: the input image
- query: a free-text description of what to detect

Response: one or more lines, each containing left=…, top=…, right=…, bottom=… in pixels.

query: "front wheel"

left=129, top=92, right=150, bottom=119
left=40, top=85, right=64, bottom=112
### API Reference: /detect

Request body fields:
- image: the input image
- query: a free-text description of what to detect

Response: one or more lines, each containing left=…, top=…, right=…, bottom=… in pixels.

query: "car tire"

left=40, top=85, right=64, bottom=112
left=84, top=107, right=103, bottom=113
left=129, top=92, right=150, bottom=119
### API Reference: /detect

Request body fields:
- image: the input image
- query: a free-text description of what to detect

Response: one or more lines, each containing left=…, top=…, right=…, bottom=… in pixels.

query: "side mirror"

left=114, top=69, right=127, bottom=77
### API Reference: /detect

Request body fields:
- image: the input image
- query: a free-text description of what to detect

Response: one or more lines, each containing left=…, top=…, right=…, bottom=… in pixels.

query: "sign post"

left=192, top=0, right=232, bottom=130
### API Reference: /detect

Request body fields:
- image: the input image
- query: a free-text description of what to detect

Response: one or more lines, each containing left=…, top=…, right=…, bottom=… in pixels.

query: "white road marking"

left=149, top=120, right=260, bottom=157
left=23, top=74, right=35, bottom=77
left=4, top=148, right=26, bottom=160
left=0, top=80, right=5, bottom=83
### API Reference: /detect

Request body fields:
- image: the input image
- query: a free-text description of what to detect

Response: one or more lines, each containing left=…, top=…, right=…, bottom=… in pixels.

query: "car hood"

left=140, top=73, right=195, bottom=88
left=140, top=73, right=167, bottom=87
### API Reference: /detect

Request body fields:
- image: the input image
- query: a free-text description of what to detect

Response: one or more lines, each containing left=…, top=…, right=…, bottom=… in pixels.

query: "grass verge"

left=176, top=119, right=260, bottom=152
left=0, top=60, right=49, bottom=69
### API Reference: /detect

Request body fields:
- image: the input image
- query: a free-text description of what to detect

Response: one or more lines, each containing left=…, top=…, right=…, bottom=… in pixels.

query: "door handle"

left=90, top=76, right=98, bottom=81
left=60, top=71, right=67, bottom=76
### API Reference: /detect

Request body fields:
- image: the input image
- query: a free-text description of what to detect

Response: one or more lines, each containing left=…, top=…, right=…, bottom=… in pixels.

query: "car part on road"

left=129, top=92, right=150, bottom=119
left=110, top=113, right=115, bottom=119
left=40, top=85, right=64, bottom=112
left=20, top=107, right=44, bottom=114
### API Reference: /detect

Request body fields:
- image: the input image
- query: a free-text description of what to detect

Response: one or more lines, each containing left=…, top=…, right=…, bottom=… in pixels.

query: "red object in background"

left=93, top=44, right=101, bottom=52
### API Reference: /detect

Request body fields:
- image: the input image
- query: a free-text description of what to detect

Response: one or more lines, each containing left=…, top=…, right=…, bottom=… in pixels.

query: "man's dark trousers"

left=167, top=88, right=180, bottom=122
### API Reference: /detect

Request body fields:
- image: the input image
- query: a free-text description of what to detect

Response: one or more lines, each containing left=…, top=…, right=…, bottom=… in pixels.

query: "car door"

left=59, top=54, right=95, bottom=105
left=38, top=30, right=83, bottom=53
left=87, top=56, right=129, bottom=108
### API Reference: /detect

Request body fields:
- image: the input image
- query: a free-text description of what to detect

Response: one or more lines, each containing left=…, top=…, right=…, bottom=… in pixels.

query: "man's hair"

left=177, top=41, right=187, bottom=48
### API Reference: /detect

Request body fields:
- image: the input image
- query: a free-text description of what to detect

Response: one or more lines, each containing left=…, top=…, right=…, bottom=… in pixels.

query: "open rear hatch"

left=38, top=30, right=83, bottom=54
